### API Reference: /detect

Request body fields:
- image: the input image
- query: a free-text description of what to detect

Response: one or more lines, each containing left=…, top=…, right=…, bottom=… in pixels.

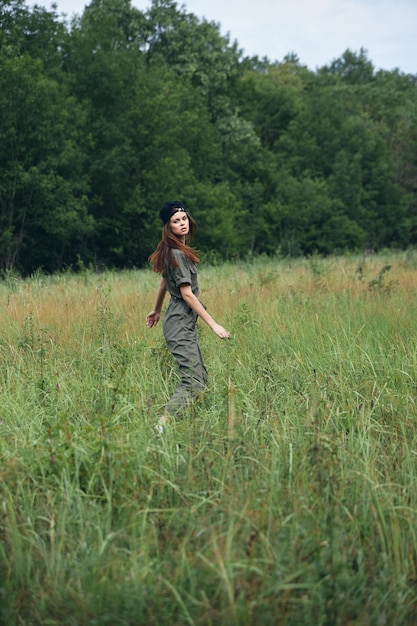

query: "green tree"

left=2, top=2, right=416, bottom=271
left=0, top=62, right=92, bottom=272
left=66, top=0, right=246, bottom=266
left=0, top=3, right=93, bottom=274
left=363, top=69, right=417, bottom=243
left=1, top=0, right=68, bottom=75
left=142, top=0, right=242, bottom=105
left=266, top=52, right=409, bottom=252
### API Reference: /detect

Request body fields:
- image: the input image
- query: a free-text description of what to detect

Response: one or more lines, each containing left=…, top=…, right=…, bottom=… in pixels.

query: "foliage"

left=0, top=0, right=417, bottom=274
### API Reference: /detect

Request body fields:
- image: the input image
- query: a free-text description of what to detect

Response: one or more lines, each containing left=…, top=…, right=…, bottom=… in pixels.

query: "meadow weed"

left=1, top=252, right=417, bottom=624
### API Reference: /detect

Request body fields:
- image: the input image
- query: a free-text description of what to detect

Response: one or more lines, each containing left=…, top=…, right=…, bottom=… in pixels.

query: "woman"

left=146, top=200, right=231, bottom=431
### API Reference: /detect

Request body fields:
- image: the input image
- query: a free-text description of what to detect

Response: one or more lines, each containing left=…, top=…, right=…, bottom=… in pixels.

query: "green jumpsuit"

left=162, top=249, right=208, bottom=416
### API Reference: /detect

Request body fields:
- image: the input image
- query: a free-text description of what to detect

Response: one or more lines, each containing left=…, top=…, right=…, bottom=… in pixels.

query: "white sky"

left=26, top=0, right=417, bottom=75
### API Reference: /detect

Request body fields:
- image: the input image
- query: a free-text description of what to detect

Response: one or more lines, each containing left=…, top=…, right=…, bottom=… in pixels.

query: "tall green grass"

left=1, top=252, right=417, bottom=624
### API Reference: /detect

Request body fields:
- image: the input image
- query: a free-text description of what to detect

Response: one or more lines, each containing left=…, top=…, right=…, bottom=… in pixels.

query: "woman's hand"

left=146, top=310, right=161, bottom=328
left=210, top=323, right=231, bottom=339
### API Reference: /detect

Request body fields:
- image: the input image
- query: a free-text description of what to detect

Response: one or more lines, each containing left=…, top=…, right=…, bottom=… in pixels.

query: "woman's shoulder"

left=171, top=248, right=184, bottom=260
left=172, top=248, right=197, bottom=271
left=172, top=248, right=192, bottom=264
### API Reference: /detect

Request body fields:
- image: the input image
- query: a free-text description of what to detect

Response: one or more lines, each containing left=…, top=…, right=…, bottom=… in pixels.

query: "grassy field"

left=1, top=251, right=417, bottom=625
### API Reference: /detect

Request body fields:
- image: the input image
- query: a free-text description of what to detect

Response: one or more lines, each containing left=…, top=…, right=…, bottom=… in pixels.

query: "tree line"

left=1, top=0, right=417, bottom=275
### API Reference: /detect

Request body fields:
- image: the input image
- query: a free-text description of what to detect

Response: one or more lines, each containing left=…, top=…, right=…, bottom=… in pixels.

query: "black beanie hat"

left=160, top=201, right=186, bottom=225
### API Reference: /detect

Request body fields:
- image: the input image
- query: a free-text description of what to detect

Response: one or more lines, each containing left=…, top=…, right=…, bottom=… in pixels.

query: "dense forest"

left=1, top=0, right=417, bottom=275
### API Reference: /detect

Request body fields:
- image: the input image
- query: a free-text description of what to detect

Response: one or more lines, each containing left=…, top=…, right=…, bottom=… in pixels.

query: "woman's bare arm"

left=146, top=278, right=167, bottom=328
left=180, top=284, right=231, bottom=339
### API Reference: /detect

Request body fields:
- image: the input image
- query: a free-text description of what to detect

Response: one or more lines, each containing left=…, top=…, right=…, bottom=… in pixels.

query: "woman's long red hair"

left=149, top=214, right=199, bottom=274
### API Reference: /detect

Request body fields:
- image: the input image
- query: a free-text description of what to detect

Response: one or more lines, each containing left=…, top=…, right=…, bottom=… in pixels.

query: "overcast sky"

left=26, top=0, right=417, bottom=75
